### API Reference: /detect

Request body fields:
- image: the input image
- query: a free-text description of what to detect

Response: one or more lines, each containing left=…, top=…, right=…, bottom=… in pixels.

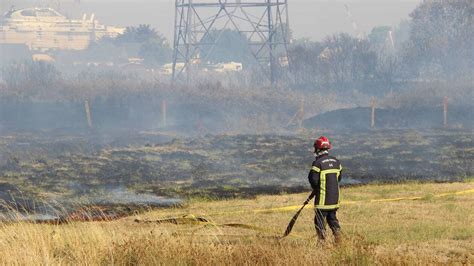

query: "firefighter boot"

left=333, top=229, right=342, bottom=244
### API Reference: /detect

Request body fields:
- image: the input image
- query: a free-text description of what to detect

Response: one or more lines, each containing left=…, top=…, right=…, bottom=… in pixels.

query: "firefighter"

left=308, top=136, right=342, bottom=242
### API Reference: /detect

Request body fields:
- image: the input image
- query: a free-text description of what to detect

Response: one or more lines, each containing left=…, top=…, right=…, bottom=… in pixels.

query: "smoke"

left=86, top=186, right=181, bottom=207
left=0, top=1, right=472, bottom=223
left=0, top=183, right=181, bottom=222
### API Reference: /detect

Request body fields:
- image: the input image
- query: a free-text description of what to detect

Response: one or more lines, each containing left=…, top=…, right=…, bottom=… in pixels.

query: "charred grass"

left=0, top=181, right=472, bottom=265
left=0, top=129, right=472, bottom=204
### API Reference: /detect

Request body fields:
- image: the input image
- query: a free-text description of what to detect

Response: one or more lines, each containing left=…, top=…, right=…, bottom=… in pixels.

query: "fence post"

left=84, top=100, right=93, bottom=129
left=162, top=99, right=167, bottom=127
left=443, top=96, right=448, bottom=127
left=371, top=97, right=376, bottom=128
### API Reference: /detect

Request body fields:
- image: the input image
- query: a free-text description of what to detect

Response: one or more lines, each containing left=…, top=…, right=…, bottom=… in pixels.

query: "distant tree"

left=368, top=26, right=394, bottom=53
left=288, top=32, right=394, bottom=94
left=403, top=0, right=474, bottom=78
left=288, top=41, right=324, bottom=86
left=272, top=22, right=292, bottom=54
left=367, top=22, right=410, bottom=55
left=139, top=39, right=172, bottom=66
left=3, top=61, right=60, bottom=89
left=367, top=25, right=406, bottom=90
left=84, top=37, right=127, bottom=62
left=320, top=33, right=377, bottom=85
left=374, top=55, right=399, bottom=91
left=1, top=61, right=62, bottom=100
left=114, top=24, right=172, bottom=66
left=319, top=34, right=352, bottom=85
left=351, top=39, right=378, bottom=82
left=392, top=20, right=411, bottom=50
left=116, top=24, right=159, bottom=43
left=199, top=29, right=255, bottom=65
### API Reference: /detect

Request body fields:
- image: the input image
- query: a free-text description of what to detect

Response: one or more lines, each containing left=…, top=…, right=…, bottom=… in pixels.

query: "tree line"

left=287, top=0, right=473, bottom=94
left=1, top=0, right=472, bottom=101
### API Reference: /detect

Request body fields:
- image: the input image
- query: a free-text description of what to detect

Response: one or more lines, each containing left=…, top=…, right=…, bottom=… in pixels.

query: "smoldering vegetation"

left=0, top=129, right=471, bottom=221
left=0, top=62, right=472, bottom=135
left=0, top=180, right=182, bottom=223
left=0, top=0, right=473, bottom=221
left=0, top=63, right=329, bottom=135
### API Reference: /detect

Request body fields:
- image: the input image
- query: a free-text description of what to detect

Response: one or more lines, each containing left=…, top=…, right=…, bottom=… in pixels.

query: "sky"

left=2, top=0, right=422, bottom=41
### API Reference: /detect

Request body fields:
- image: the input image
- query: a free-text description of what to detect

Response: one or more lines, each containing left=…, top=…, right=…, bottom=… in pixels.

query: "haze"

left=2, top=0, right=421, bottom=41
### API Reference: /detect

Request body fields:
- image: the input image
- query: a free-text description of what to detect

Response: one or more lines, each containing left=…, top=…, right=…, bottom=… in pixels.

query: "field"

left=0, top=129, right=472, bottom=264
left=0, top=181, right=472, bottom=265
left=1, top=129, right=472, bottom=207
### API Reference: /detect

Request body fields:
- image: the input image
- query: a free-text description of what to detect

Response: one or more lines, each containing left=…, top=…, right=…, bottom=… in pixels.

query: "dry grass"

left=0, top=181, right=473, bottom=265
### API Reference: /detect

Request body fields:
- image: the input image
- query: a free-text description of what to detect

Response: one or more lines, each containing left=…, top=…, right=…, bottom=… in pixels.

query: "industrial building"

left=0, top=7, right=124, bottom=51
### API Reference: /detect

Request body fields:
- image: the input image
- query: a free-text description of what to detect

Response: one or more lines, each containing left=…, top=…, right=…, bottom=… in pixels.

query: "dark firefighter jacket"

left=308, top=154, right=342, bottom=210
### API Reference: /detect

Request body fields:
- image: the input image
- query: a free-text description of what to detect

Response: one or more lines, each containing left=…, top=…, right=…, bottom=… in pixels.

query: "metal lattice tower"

left=172, top=0, right=290, bottom=85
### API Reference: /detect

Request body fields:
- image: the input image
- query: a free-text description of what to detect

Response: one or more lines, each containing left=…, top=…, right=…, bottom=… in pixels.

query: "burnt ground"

left=0, top=129, right=472, bottom=206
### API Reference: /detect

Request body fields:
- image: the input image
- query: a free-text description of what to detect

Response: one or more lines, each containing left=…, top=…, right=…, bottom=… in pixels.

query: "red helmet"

left=314, top=136, right=332, bottom=150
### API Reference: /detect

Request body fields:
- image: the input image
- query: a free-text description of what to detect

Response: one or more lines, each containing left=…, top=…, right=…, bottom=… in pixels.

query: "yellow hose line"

left=211, top=188, right=474, bottom=215
left=135, top=214, right=302, bottom=238
left=136, top=188, right=474, bottom=238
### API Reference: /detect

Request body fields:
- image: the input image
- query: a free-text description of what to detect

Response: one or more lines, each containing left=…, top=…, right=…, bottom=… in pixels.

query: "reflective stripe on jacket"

left=308, top=154, right=342, bottom=210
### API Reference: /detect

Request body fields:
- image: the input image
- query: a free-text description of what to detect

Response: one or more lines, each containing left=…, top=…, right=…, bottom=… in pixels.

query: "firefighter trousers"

left=314, top=208, right=341, bottom=240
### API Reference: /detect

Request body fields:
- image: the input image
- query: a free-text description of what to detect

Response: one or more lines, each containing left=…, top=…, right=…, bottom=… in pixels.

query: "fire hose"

left=133, top=188, right=474, bottom=238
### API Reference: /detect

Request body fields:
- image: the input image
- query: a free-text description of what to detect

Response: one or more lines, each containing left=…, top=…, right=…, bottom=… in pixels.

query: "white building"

left=0, top=7, right=124, bottom=51
left=208, top=62, right=243, bottom=73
